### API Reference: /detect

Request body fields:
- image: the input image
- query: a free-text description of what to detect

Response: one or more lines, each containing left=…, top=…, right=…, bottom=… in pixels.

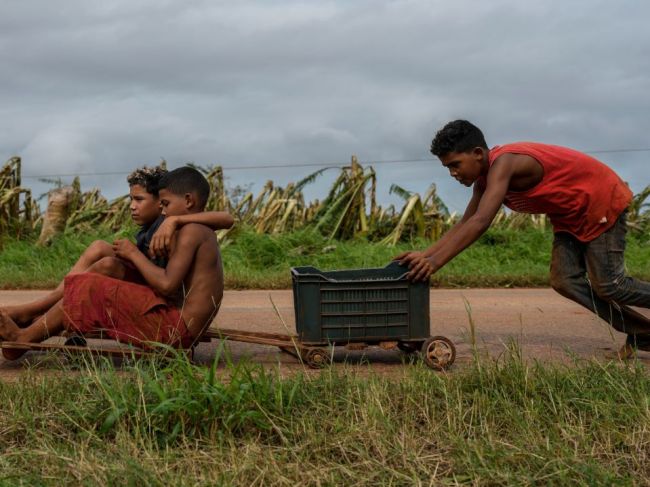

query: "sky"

left=1, top=0, right=649, bottom=213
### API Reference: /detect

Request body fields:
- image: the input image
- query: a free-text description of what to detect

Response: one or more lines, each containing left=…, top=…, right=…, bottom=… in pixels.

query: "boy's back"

left=480, top=142, right=632, bottom=242
left=170, top=223, right=223, bottom=337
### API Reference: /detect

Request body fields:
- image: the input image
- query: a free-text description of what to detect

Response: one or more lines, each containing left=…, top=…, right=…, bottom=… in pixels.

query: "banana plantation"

left=1, top=156, right=649, bottom=246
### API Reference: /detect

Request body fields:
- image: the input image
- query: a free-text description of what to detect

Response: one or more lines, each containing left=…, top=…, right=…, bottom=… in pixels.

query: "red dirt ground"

left=1, top=288, right=648, bottom=378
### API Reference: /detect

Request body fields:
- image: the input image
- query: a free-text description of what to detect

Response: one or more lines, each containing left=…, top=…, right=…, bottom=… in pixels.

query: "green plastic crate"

left=291, top=262, right=430, bottom=345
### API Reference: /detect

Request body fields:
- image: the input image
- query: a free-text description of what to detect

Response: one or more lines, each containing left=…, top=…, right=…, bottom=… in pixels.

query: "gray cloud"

left=1, top=0, right=648, bottom=212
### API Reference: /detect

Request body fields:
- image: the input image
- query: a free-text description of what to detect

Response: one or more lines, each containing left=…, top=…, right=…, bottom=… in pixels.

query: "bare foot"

left=0, top=310, right=26, bottom=360
left=0, top=305, right=34, bottom=327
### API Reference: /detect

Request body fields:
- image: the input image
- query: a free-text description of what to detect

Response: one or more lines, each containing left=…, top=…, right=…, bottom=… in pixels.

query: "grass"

left=1, top=347, right=649, bottom=485
left=2, top=226, right=650, bottom=289
left=0, top=227, right=132, bottom=289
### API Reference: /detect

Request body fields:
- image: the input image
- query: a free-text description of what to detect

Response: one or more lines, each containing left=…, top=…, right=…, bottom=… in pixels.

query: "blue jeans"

left=550, top=211, right=650, bottom=349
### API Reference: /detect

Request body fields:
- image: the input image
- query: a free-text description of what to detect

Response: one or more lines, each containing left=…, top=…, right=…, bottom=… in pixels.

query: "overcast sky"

left=1, top=0, right=648, bottom=213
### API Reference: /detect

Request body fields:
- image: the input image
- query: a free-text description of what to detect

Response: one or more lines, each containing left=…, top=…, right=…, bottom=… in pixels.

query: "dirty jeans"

left=550, top=211, right=650, bottom=349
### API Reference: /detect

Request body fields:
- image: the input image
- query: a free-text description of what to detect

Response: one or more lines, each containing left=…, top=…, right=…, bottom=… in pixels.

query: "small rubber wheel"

left=420, top=336, right=456, bottom=370
left=303, top=348, right=330, bottom=369
left=397, top=341, right=419, bottom=354
left=64, top=335, right=88, bottom=347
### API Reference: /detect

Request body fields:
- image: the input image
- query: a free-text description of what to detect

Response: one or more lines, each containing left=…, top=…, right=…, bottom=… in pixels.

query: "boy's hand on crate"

left=394, top=251, right=436, bottom=281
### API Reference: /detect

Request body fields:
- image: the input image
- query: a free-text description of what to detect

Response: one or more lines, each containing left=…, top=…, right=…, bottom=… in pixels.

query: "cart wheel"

left=303, top=348, right=330, bottom=369
left=397, top=341, right=419, bottom=354
left=64, top=335, right=87, bottom=347
left=420, top=336, right=456, bottom=370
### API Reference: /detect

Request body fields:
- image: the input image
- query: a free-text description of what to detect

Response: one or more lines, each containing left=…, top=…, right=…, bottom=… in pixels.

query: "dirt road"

left=1, top=288, right=647, bottom=376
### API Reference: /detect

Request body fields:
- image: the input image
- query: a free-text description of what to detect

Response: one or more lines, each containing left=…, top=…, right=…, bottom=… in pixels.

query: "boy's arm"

left=422, top=183, right=484, bottom=255
left=399, top=155, right=515, bottom=281
left=113, top=225, right=203, bottom=296
left=149, top=211, right=234, bottom=258
left=393, top=182, right=483, bottom=270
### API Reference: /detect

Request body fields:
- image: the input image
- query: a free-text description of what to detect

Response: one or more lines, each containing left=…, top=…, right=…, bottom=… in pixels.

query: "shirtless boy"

left=396, top=119, right=650, bottom=357
left=3, top=166, right=233, bottom=329
left=0, top=166, right=226, bottom=359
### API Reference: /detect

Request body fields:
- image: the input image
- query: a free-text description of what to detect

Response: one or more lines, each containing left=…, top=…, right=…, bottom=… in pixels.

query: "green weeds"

left=93, top=345, right=307, bottom=445
left=1, top=348, right=649, bottom=485
left=2, top=226, right=649, bottom=289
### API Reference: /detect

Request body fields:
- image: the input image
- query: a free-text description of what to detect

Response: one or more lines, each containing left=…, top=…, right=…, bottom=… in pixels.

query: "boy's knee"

left=85, top=240, right=114, bottom=261
left=591, top=278, right=626, bottom=303
left=88, top=257, right=124, bottom=278
left=550, top=271, right=576, bottom=299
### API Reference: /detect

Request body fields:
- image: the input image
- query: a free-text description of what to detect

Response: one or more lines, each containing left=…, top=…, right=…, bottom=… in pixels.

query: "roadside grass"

left=2, top=226, right=649, bottom=289
left=0, top=347, right=649, bottom=485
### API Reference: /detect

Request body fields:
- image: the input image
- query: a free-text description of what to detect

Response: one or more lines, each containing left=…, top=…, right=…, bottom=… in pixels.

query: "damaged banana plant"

left=0, top=157, right=37, bottom=243
left=4, top=156, right=648, bottom=247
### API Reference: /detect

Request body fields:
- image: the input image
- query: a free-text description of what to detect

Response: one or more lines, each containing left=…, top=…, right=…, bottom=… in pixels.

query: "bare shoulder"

left=177, top=222, right=217, bottom=241
left=181, top=223, right=220, bottom=270
left=171, top=223, right=218, bottom=260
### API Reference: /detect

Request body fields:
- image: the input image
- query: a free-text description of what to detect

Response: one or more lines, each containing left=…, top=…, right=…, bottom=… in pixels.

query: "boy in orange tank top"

left=396, top=119, right=650, bottom=358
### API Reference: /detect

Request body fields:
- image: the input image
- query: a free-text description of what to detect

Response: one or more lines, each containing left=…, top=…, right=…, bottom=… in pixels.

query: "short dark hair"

left=127, top=165, right=167, bottom=196
left=159, top=166, right=210, bottom=210
left=430, top=120, right=488, bottom=157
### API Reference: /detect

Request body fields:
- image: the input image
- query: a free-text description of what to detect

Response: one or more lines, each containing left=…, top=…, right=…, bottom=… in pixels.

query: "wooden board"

left=204, top=328, right=302, bottom=348
left=1, top=328, right=303, bottom=362
left=0, top=341, right=158, bottom=358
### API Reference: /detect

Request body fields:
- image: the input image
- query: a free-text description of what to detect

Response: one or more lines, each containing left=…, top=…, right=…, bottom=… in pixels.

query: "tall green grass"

left=1, top=348, right=649, bottom=485
left=1, top=226, right=649, bottom=289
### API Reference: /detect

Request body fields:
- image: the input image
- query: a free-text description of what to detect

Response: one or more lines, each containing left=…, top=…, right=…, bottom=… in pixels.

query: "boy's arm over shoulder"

left=149, top=212, right=233, bottom=259
left=172, top=211, right=234, bottom=231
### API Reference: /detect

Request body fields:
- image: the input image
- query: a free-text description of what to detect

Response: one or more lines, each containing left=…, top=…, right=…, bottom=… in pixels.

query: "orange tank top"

left=485, top=142, right=632, bottom=242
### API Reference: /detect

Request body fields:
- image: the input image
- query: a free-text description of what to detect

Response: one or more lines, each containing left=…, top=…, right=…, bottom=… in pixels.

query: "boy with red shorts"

left=0, top=166, right=226, bottom=358
left=3, top=166, right=233, bottom=329
left=396, top=120, right=650, bottom=358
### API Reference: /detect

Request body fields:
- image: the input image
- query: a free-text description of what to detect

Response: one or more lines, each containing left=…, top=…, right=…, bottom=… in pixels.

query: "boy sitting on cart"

left=0, top=166, right=225, bottom=359
left=2, top=165, right=233, bottom=330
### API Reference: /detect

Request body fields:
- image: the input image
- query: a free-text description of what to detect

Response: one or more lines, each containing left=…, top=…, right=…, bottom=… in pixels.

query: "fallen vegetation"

left=3, top=156, right=648, bottom=248
left=1, top=156, right=649, bottom=289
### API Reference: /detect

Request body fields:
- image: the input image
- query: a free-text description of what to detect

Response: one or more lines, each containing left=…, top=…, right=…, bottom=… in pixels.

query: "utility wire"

left=6, top=147, right=650, bottom=180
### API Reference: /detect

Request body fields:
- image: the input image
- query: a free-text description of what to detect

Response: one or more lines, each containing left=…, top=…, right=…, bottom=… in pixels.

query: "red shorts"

left=62, top=273, right=193, bottom=349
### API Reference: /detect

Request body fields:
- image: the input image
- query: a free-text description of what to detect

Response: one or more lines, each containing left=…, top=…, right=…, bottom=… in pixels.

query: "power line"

left=6, top=147, right=650, bottom=180
left=15, top=158, right=433, bottom=179
left=587, top=148, right=650, bottom=154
